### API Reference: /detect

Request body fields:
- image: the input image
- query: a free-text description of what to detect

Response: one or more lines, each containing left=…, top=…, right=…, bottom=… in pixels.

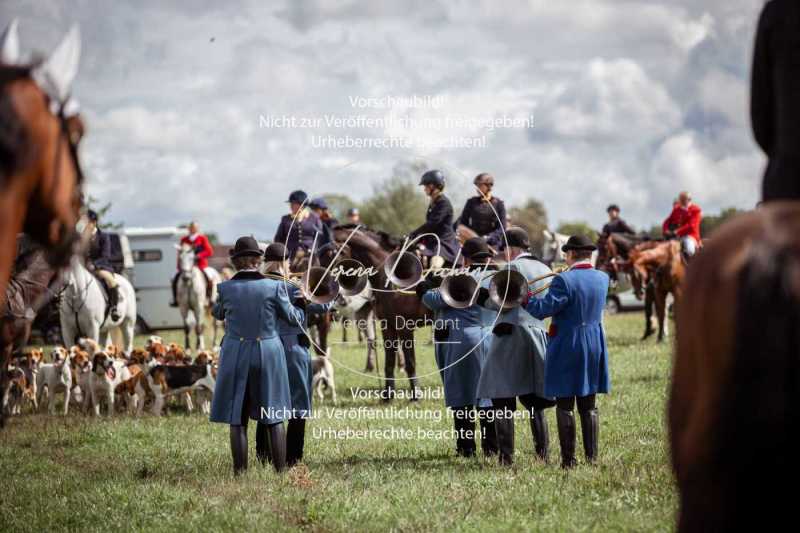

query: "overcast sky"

left=3, top=0, right=766, bottom=241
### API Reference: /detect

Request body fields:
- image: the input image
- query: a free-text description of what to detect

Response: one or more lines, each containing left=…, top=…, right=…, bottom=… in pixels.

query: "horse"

left=333, top=283, right=378, bottom=372
left=325, top=225, right=434, bottom=399
left=290, top=248, right=332, bottom=357
left=1, top=238, right=61, bottom=425
left=58, top=258, right=136, bottom=355
left=597, top=234, right=662, bottom=340
left=175, top=243, right=219, bottom=352
left=541, top=229, right=569, bottom=266
left=0, top=22, right=84, bottom=308
left=0, top=22, right=85, bottom=429
left=669, top=202, right=800, bottom=531
left=627, top=240, right=684, bottom=342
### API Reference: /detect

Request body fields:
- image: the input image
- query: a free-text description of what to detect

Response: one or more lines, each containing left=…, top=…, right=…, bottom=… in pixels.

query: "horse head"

left=1, top=21, right=84, bottom=265
left=176, top=242, right=196, bottom=282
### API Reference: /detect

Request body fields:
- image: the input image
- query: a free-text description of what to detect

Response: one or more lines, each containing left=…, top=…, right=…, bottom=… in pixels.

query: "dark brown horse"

left=289, top=251, right=332, bottom=356
left=1, top=238, right=61, bottom=427
left=627, top=240, right=684, bottom=342
left=325, top=225, right=433, bottom=399
left=670, top=202, right=800, bottom=531
left=0, top=24, right=84, bottom=309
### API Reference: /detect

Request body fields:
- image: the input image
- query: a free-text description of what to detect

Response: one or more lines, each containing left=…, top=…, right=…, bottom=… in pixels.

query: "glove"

left=293, top=297, right=308, bottom=312
left=476, top=287, right=491, bottom=307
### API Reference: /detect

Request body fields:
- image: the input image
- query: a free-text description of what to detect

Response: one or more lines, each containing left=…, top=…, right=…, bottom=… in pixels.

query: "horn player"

left=474, top=227, right=556, bottom=466
left=415, top=237, right=498, bottom=457
left=525, top=234, right=611, bottom=469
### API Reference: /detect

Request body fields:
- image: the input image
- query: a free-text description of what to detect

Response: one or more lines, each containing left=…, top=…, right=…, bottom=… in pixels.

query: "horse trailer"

left=124, top=227, right=184, bottom=331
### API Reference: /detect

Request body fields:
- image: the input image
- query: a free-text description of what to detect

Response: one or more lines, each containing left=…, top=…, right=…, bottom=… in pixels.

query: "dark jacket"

left=273, top=209, right=325, bottom=259
left=601, top=218, right=635, bottom=236
left=409, top=194, right=460, bottom=263
left=752, top=0, right=800, bottom=201
left=87, top=229, right=113, bottom=273
left=456, top=196, right=507, bottom=248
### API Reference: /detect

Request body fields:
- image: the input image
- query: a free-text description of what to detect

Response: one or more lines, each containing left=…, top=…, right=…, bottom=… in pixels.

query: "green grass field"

left=0, top=312, right=675, bottom=532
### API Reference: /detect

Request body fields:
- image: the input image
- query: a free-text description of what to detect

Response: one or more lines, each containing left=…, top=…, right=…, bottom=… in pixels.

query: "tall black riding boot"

left=108, top=286, right=121, bottom=322
left=478, top=408, right=498, bottom=457
left=255, top=423, right=272, bottom=465
left=286, top=418, right=307, bottom=467
left=169, top=273, right=179, bottom=307
left=453, top=408, right=476, bottom=457
left=229, top=425, right=248, bottom=475
left=556, top=408, right=577, bottom=469
left=268, top=422, right=287, bottom=473
left=579, top=408, right=599, bottom=464
left=530, top=409, right=550, bottom=462
left=495, top=416, right=515, bottom=466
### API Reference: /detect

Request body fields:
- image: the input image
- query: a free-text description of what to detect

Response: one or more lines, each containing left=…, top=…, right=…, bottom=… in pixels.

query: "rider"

left=346, top=207, right=360, bottom=224
left=662, top=191, right=702, bottom=259
left=273, top=190, right=325, bottom=260
left=455, top=173, right=507, bottom=250
left=85, top=209, right=120, bottom=321
left=309, top=197, right=338, bottom=246
left=601, top=204, right=635, bottom=236
left=170, top=221, right=214, bottom=306
left=409, top=170, right=460, bottom=266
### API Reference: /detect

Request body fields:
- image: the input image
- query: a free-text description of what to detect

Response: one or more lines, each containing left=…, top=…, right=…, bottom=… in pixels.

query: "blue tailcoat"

left=278, top=285, right=332, bottom=418
left=422, top=287, right=493, bottom=408
left=476, top=255, right=552, bottom=399
left=526, top=266, right=611, bottom=398
left=210, top=273, right=305, bottom=425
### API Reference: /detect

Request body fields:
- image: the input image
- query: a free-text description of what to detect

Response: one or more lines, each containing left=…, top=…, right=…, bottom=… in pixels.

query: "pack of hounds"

left=2, top=337, right=337, bottom=418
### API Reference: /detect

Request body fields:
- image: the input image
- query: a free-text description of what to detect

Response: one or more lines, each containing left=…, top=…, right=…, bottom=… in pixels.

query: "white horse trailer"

left=124, top=227, right=184, bottom=331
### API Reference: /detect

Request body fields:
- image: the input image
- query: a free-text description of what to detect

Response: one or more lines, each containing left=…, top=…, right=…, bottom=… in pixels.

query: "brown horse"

left=0, top=23, right=84, bottom=308
left=669, top=202, right=800, bottom=531
left=1, top=238, right=61, bottom=427
left=325, top=225, right=433, bottom=399
left=627, top=240, right=684, bottom=342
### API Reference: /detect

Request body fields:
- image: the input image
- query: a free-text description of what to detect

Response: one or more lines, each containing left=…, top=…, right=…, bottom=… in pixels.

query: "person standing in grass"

left=210, top=236, right=305, bottom=475
left=417, top=238, right=498, bottom=458
left=261, top=242, right=332, bottom=467
left=526, top=234, right=610, bottom=469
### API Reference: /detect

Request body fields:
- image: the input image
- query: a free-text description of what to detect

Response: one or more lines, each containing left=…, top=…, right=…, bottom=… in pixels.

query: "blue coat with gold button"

left=526, top=265, right=611, bottom=398
left=210, top=271, right=305, bottom=425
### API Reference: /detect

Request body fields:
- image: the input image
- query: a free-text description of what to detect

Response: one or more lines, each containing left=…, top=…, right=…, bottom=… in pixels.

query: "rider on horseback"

left=170, top=221, right=214, bottom=306
left=274, top=190, right=325, bottom=260
left=85, top=210, right=120, bottom=322
left=409, top=170, right=460, bottom=267
left=455, top=173, right=507, bottom=250
left=662, top=191, right=702, bottom=260
left=309, top=197, right=338, bottom=247
left=601, top=204, right=635, bottom=237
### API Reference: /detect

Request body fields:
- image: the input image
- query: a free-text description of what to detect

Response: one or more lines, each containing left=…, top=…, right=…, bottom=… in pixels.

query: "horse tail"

left=713, top=241, right=800, bottom=529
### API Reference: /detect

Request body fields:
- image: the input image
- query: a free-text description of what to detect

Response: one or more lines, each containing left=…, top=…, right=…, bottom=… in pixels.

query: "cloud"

left=3, top=0, right=767, bottom=240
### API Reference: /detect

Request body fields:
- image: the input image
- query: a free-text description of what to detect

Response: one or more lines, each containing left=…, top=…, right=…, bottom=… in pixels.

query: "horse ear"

left=0, top=19, right=20, bottom=65
left=32, top=24, right=81, bottom=105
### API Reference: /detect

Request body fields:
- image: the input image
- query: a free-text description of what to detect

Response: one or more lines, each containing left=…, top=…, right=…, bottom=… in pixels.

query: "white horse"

left=59, top=258, right=137, bottom=355
left=541, top=229, right=599, bottom=266
left=175, top=243, right=220, bottom=352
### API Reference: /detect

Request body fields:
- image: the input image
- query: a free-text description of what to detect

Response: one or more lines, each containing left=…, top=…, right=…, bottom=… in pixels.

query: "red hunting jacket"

left=662, top=204, right=702, bottom=242
left=179, top=234, right=214, bottom=270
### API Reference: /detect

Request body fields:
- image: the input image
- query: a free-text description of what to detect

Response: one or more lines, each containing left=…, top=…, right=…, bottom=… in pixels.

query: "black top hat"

left=462, top=237, right=493, bottom=260
left=229, top=236, right=262, bottom=259
left=263, top=242, right=288, bottom=262
left=561, top=234, right=597, bottom=252
left=505, top=227, right=530, bottom=250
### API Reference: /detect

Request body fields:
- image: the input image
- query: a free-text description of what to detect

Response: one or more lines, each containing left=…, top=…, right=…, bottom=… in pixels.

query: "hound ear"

left=32, top=24, right=81, bottom=104
left=0, top=19, right=20, bottom=65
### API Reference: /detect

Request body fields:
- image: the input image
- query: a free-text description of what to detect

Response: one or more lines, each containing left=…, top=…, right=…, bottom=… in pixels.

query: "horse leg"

left=642, top=283, right=656, bottom=340
left=400, top=329, right=419, bottom=400
left=382, top=325, right=397, bottom=401
left=318, top=314, right=330, bottom=356
left=0, top=345, right=10, bottom=429
left=655, top=290, right=667, bottom=343
left=196, top=316, right=205, bottom=351
left=121, top=318, right=134, bottom=357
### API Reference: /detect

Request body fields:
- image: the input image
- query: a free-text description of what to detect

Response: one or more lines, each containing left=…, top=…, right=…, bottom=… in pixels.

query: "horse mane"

left=0, top=65, right=34, bottom=185
left=333, top=224, right=402, bottom=250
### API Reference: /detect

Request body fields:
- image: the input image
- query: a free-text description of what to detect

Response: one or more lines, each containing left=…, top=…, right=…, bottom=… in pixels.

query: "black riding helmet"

left=419, top=169, right=445, bottom=189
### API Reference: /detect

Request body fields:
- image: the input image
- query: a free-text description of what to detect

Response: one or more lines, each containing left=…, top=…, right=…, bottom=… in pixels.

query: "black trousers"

left=556, top=395, right=596, bottom=413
